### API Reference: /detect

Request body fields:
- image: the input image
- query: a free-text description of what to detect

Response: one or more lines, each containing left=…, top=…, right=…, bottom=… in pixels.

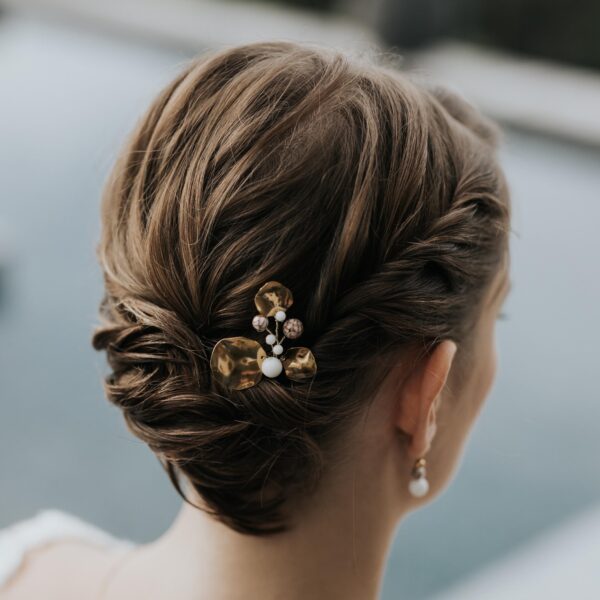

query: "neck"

left=111, top=470, right=402, bottom=600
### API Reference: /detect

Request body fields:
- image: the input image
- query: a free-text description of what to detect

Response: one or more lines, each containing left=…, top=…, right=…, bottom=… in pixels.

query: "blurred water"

left=0, top=16, right=599, bottom=600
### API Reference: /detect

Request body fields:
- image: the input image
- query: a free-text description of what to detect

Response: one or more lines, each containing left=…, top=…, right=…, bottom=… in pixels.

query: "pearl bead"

left=261, top=356, right=283, bottom=378
left=272, top=344, right=284, bottom=355
left=275, top=310, right=286, bottom=322
left=408, top=476, right=429, bottom=498
left=265, top=333, right=277, bottom=345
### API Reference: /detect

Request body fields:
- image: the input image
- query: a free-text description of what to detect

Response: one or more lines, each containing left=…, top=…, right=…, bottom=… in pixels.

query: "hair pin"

left=209, top=281, right=317, bottom=390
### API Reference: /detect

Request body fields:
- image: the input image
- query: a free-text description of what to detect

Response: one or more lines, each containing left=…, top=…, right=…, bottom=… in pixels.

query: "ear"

left=395, top=340, right=457, bottom=459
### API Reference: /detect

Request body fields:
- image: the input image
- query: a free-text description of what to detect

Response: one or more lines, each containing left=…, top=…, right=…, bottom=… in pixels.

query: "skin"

left=1, top=265, right=511, bottom=600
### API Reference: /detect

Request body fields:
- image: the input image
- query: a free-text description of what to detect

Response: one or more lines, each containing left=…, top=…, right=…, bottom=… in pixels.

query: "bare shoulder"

left=1, top=537, right=119, bottom=600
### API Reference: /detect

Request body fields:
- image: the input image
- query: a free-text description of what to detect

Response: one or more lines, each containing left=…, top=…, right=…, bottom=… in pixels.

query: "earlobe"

left=426, top=411, right=437, bottom=446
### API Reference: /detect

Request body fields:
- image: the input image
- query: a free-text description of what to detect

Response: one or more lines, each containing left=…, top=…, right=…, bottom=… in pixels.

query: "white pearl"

left=261, top=356, right=283, bottom=378
left=408, top=476, right=429, bottom=498
left=272, top=344, right=284, bottom=355
left=265, top=333, right=277, bottom=345
left=275, top=310, right=286, bottom=322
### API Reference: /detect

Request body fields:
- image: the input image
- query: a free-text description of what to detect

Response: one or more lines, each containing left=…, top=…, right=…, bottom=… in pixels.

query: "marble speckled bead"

left=283, top=318, right=303, bottom=339
left=261, top=356, right=283, bottom=378
left=252, top=315, right=268, bottom=332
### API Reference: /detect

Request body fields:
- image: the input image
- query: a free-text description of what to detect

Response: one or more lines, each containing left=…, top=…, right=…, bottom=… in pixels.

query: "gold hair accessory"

left=210, top=281, right=317, bottom=390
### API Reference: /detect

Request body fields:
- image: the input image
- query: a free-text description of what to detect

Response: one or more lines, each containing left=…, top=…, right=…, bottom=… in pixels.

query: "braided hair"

left=92, top=41, right=510, bottom=535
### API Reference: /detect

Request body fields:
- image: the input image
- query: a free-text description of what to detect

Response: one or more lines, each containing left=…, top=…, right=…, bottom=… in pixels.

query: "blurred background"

left=0, top=1, right=599, bottom=598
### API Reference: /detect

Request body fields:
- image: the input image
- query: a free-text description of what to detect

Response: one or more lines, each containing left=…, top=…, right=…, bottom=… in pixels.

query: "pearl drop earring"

left=408, top=457, right=429, bottom=498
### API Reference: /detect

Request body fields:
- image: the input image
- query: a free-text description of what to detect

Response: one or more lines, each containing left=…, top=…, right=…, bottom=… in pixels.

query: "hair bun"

left=92, top=41, right=509, bottom=535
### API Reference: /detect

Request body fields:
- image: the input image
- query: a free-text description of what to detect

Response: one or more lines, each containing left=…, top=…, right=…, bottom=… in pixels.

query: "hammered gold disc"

left=282, top=347, right=317, bottom=382
left=254, top=281, right=293, bottom=317
left=210, top=336, right=267, bottom=390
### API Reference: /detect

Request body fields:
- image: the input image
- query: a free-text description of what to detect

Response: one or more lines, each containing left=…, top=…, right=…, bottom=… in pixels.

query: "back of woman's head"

left=92, top=41, right=510, bottom=536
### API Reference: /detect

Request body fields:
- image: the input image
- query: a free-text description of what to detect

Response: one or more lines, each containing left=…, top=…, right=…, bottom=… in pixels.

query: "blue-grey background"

left=0, top=12, right=599, bottom=600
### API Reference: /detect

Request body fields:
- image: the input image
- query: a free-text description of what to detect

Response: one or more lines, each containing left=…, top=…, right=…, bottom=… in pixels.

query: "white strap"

left=0, top=509, right=134, bottom=587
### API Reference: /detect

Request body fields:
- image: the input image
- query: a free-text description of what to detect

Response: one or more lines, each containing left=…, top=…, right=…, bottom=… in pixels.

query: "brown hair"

left=91, top=41, right=510, bottom=535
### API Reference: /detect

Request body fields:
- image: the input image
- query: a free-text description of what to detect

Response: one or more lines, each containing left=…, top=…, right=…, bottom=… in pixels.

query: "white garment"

left=0, top=509, right=134, bottom=589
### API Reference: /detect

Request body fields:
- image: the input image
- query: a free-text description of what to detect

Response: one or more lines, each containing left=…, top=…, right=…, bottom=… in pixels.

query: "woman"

left=0, top=41, right=511, bottom=599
